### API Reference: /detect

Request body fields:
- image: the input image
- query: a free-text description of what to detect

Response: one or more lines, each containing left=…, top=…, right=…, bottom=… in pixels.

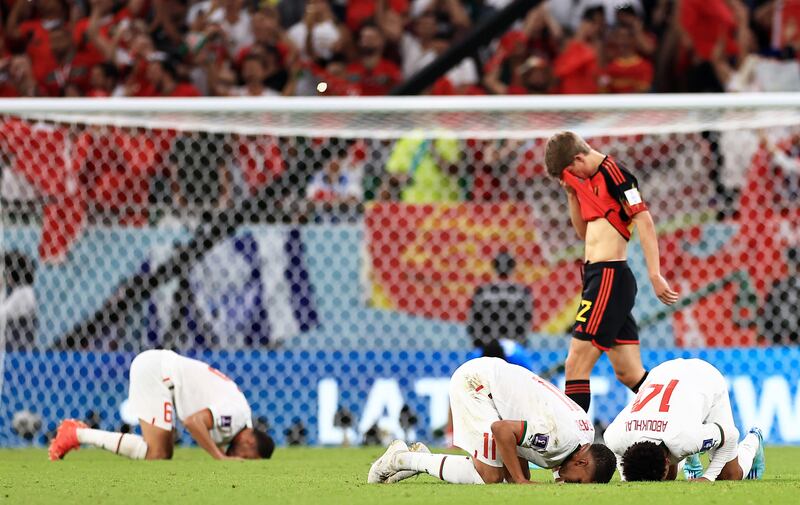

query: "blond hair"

left=544, top=131, right=591, bottom=178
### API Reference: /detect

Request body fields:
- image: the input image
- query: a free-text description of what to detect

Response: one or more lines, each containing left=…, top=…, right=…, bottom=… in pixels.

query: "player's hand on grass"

left=650, top=274, right=678, bottom=305
left=688, top=477, right=712, bottom=483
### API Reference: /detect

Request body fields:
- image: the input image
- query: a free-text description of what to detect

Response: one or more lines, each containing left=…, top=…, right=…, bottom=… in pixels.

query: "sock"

left=565, top=380, right=591, bottom=412
left=394, top=452, right=484, bottom=484
left=76, top=429, right=148, bottom=460
left=631, top=371, right=649, bottom=393
left=737, top=433, right=759, bottom=478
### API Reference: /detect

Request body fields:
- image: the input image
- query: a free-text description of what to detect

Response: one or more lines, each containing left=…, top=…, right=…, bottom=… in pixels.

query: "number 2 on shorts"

left=576, top=300, right=592, bottom=323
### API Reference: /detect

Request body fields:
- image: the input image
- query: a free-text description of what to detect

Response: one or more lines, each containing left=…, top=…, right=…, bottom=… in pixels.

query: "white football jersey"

left=162, top=351, right=253, bottom=446
left=478, top=358, right=595, bottom=468
left=604, top=359, right=727, bottom=464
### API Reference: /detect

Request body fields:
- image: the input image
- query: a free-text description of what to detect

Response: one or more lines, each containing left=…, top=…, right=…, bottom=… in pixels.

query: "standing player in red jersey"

left=544, top=131, right=679, bottom=412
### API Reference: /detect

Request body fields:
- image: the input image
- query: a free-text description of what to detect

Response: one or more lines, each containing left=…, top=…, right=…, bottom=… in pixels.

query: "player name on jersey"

left=625, top=419, right=669, bottom=432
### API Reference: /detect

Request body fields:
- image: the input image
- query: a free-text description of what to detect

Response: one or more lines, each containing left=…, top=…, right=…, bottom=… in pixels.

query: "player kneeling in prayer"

left=49, top=350, right=274, bottom=461
left=604, top=358, right=765, bottom=481
left=368, top=357, right=616, bottom=484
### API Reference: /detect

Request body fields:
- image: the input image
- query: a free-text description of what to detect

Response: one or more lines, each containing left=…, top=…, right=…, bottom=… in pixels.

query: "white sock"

left=76, top=429, right=148, bottom=460
left=737, top=433, right=759, bottom=478
left=394, top=452, right=484, bottom=484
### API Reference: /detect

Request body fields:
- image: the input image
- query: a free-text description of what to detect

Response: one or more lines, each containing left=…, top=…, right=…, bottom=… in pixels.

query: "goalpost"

left=1, top=94, right=799, bottom=445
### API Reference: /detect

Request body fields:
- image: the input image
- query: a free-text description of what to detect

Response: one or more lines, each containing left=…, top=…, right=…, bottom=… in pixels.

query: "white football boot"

left=367, top=440, right=409, bottom=484
left=384, top=442, right=432, bottom=483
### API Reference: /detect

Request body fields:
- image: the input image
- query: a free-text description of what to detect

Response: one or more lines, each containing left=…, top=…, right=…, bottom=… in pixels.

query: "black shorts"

left=572, top=260, right=639, bottom=351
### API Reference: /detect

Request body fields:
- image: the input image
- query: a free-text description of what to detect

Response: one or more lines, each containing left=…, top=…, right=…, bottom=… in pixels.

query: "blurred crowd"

left=3, top=0, right=800, bottom=98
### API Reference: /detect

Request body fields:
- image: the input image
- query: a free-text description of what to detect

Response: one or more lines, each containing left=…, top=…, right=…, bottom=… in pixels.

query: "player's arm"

left=693, top=423, right=739, bottom=482
left=183, top=409, right=241, bottom=461
left=490, top=420, right=535, bottom=484
left=561, top=180, right=587, bottom=240
left=631, top=210, right=678, bottom=305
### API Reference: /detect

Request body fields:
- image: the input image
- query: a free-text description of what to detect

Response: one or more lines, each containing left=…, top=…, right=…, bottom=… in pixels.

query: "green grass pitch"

left=1, top=447, right=798, bottom=505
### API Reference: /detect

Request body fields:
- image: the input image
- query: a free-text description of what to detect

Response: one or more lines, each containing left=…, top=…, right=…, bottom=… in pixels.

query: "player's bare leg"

left=472, top=458, right=505, bottom=484
left=606, top=344, right=647, bottom=391
left=716, top=457, right=744, bottom=480
left=564, top=338, right=602, bottom=411
left=137, top=419, right=174, bottom=460
left=716, top=428, right=764, bottom=480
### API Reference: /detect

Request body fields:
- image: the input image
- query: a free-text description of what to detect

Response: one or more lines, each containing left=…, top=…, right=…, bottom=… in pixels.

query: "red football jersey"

left=563, top=156, right=648, bottom=240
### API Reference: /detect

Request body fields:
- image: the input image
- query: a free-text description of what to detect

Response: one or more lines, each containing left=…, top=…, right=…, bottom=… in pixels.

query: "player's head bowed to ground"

left=604, top=358, right=765, bottom=482
left=49, top=350, right=275, bottom=461
left=369, top=357, right=617, bottom=485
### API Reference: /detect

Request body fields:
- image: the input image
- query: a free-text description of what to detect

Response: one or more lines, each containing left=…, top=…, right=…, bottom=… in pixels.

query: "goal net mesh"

left=2, top=98, right=799, bottom=447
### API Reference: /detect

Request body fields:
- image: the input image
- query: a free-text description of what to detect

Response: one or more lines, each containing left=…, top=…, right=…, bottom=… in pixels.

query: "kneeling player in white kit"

left=368, top=357, right=617, bottom=484
left=49, top=350, right=274, bottom=461
left=603, top=358, right=765, bottom=481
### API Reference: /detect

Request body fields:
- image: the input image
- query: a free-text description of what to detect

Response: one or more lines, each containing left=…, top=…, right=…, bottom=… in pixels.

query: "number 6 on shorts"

left=163, top=402, right=173, bottom=424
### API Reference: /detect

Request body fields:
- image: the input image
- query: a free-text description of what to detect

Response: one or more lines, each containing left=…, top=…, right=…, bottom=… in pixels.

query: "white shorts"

left=449, top=360, right=504, bottom=467
left=128, top=350, right=174, bottom=431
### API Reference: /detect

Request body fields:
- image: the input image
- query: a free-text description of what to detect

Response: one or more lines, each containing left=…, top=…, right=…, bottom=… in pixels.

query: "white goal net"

left=2, top=95, right=799, bottom=447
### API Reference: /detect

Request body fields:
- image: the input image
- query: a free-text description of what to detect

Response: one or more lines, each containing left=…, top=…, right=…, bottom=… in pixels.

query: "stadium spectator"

left=188, top=0, right=254, bottom=54
left=315, top=54, right=363, bottom=95
left=346, top=22, right=402, bottom=95
left=347, top=0, right=409, bottom=33
left=482, top=31, right=531, bottom=95
left=305, top=140, right=363, bottom=222
left=758, top=248, right=800, bottom=345
left=601, top=24, right=654, bottom=93
left=398, top=1, right=474, bottom=87
left=383, top=132, right=463, bottom=203
left=72, top=0, right=136, bottom=91
left=553, top=7, right=602, bottom=94
left=288, top=0, right=349, bottom=62
left=1, top=250, right=37, bottom=350
left=711, top=39, right=800, bottom=92
left=5, top=0, right=69, bottom=92
left=235, top=134, right=287, bottom=198
left=467, top=251, right=533, bottom=347
left=234, top=50, right=280, bottom=96
left=1, top=0, right=792, bottom=98
left=466, top=139, right=534, bottom=201
left=614, top=2, right=656, bottom=57
left=678, top=0, right=753, bottom=92
left=0, top=54, right=44, bottom=97
left=143, top=53, right=202, bottom=97
left=168, top=132, right=233, bottom=214
left=237, top=6, right=295, bottom=73
left=85, top=62, right=118, bottom=97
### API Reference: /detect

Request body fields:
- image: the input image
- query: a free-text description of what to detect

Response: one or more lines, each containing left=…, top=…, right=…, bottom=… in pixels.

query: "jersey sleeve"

left=602, top=160, right=648, bottom=216
left=207, top=400, right=252, bottom=445
left=673, top=423, right=725, bottom=457
left=601, top=418, right=626, bottom=457
left=699, top=423, right=740, bottom=481
left=517, top=419, right=554, bottom=450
